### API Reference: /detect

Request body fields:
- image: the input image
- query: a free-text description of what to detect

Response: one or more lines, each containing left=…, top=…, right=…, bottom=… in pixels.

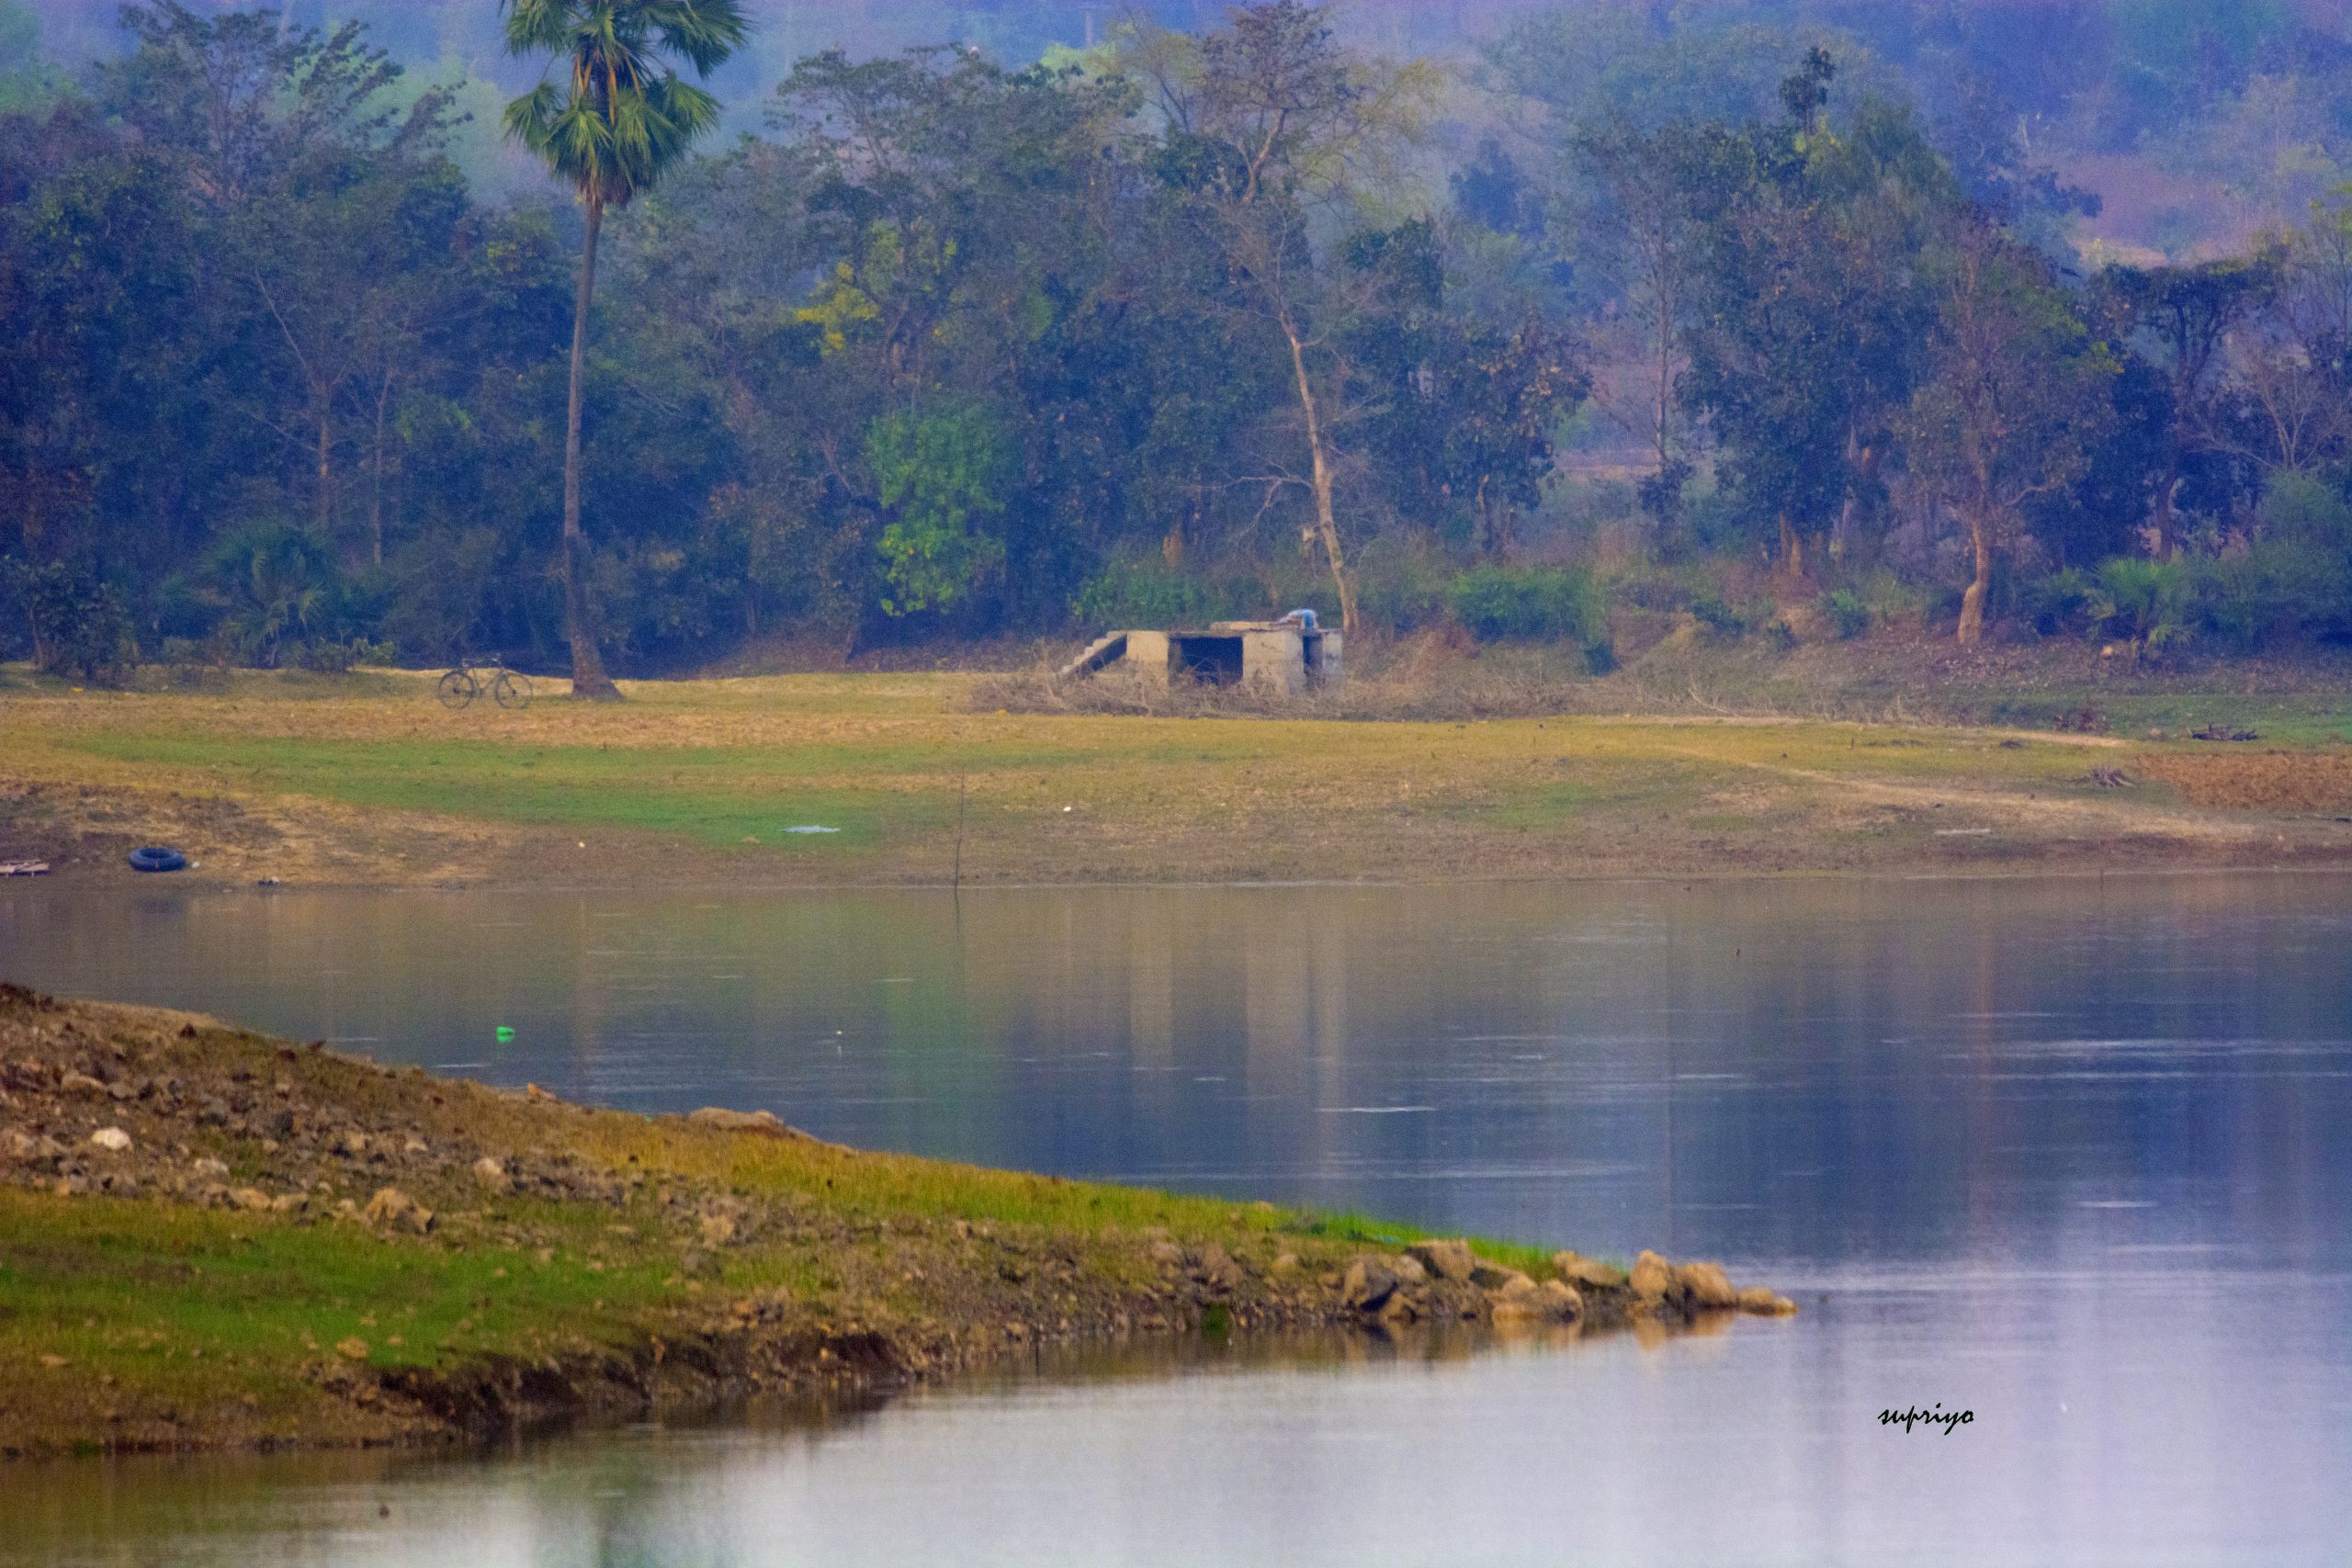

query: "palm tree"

left=499, top=0, right=748, bottom=700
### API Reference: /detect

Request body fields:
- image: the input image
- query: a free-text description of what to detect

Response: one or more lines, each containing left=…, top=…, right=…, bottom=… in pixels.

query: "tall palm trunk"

left=313, top=397, right=333, bottom=535
left=562, top=196, right=620, bottom=701
left=369, top=367, right=393, bottom=568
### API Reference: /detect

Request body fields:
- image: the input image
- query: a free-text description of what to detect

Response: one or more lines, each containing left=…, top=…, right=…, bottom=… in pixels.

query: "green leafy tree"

left=771, top=47, right=1156, bottom=633
left=0, top=99, right=199, bottom=576
left=1905, top=220, right=2116, bottom=645
left=498, top=0, right=749, bottom=700
left=1340, top=219, right=1586, bottom=558
left=866, top=400, right=1012, bottom=617
left=4, top=557, right=133, bottom=681
left=1679, top=58, right=1951, bottom=577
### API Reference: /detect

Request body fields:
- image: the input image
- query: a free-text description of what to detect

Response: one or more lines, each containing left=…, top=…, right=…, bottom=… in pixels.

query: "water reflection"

left=5, top=874, right=2351, bottom=1562
left=1, top=1296, right=2338, bottom=1568
left=8, top=875, right=2350, bottom=1272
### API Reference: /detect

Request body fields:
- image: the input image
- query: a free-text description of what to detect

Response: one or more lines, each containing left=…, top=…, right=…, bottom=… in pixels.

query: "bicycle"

left=436, top=657, right=534, bottom=711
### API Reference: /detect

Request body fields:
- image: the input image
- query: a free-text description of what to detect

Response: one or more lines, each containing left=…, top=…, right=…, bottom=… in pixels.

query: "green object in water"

left=495, top=1025, right=515, bottom=1043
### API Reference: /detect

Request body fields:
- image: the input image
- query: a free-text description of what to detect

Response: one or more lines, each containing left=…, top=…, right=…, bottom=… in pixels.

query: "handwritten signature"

left=1881, top=1404, right=1974, bottom=1435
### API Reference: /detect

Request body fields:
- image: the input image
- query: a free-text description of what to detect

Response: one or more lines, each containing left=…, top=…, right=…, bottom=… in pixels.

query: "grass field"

left=3, top=661, right=2350, bottom=887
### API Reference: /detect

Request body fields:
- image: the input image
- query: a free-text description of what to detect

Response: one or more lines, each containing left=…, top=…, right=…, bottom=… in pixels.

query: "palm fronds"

left=498, top=0, right=748, bottom=207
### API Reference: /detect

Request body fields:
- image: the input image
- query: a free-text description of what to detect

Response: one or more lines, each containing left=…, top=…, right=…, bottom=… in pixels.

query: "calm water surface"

left=4, top=874, right=2350, bottom=1565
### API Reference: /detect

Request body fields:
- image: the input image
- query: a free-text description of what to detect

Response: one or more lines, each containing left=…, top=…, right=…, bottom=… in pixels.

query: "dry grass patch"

left=2136, top=751, right=2352, bottom=813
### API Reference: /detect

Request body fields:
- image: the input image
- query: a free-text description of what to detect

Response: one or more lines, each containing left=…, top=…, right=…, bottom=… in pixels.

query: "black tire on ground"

left=127, top=846, right=188, bottom=874
left=436, top=669, right=478, bottom=710
left=492, top=671, right=533, bottom=710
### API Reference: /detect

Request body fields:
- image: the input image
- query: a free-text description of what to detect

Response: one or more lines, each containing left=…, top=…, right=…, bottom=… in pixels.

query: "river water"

left=3, top=874, right=2349, bottom=1565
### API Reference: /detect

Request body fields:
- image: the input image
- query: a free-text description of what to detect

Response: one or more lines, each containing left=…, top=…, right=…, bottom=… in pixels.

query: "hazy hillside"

left=12, top=0, right=2352, bottom=253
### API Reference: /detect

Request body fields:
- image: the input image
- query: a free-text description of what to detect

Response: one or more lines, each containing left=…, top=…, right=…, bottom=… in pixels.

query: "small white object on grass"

left=90, top=1127, right=131, bottom=1152
left=785, top=826, right=839, bottom=834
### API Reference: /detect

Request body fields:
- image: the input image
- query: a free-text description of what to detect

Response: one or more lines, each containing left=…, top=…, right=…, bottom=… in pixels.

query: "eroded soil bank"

left=0, top=986, right=1790, bottom=1460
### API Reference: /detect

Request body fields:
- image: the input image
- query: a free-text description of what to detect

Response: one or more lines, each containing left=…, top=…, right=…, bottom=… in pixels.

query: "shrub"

left=1448, top=564, right=1607, bottom=644
left=197, top=520, right=386, bottom=671
left=1818, top=588, right=1872, bottom=639
left=1688, top=590, right=1751, bottom=637
left=3, top=558, right=134, bottom=682
left=295, top=637, right=396, bottom=673
left=2256, top=473, right=2352, bottom=554
left=2022, top=568, right=2099, bottom=637
left=2090, top=558, right=2192, bottom=651
left=1351, top=547, right=1449, bottom=632
left=2191, top=544, right=2352, bottom=648
left=2231, top=476, right=2352, bottom=644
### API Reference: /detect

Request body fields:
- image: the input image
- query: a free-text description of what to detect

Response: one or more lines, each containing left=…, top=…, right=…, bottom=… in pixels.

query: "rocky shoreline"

left=0, top=984, right=1792, bottom=1459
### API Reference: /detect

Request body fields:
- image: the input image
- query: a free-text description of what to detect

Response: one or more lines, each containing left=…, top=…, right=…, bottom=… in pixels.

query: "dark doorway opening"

left=1171, top=635, right=1244, bottom=685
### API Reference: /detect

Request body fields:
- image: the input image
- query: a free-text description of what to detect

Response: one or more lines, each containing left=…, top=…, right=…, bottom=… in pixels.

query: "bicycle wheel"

left=492, top=670, right=534, bottom=710
left=436, top=669, right=479, bottom=710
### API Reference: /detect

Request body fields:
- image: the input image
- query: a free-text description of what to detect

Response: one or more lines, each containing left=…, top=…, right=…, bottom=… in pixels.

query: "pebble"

left=360, top=1187, right=434, bottom=1235
left=90, top=1127, right=131, bottom=1152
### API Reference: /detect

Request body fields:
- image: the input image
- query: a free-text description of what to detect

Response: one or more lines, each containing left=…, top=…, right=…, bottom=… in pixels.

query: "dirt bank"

left=0, top=986, right=1791, bottom=1460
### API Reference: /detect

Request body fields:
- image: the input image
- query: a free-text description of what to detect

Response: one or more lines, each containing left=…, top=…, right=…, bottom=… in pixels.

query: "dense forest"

left=6, top=0, right=2352, bottom=683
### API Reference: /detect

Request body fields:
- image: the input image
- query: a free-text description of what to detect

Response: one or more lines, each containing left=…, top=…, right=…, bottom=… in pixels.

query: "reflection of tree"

left=52, top=877, right=2351, bottom=1292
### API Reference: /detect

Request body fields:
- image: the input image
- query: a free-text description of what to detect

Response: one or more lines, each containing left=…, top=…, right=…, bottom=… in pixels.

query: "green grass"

left=0, top=1188, right=669, bottom=1390
left=64, top=735, right=989, bottom=851
left=1475, top=782, right=1599, bottom=829
left=1285, top=1211, right=1569, bottom=1280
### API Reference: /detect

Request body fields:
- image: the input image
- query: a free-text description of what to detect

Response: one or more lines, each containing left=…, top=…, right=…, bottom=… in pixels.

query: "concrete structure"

left=1058, top=615, right=1341, bottom=696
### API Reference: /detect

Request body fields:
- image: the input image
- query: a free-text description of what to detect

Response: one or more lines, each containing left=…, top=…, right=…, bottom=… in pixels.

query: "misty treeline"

left=6, top=2, right=2352, bottom=682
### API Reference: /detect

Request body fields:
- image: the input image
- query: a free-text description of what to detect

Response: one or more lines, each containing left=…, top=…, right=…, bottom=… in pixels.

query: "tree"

left=1905, top=221, right=2116, bottom=645
left=866, top=398, right=1012, bottom=617
left=1677, top=60, right=1950, bottom=577
left=1340, top=218, right=1585, bottom=557
left=499, top=0, right=748, bottom=699
left=0, top=97, right=198, bottom=575
left=770, top=48, right=1158, bottom=635
left=2101, top=256, right=2277, bottom=556
left=111, top=3, right=464, bottom=554
left=1576, top=120, right=1713, bottom=528
left=3, top=557, right=132, bottom=681
left=1136, top=1, right=1434, bottom=633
